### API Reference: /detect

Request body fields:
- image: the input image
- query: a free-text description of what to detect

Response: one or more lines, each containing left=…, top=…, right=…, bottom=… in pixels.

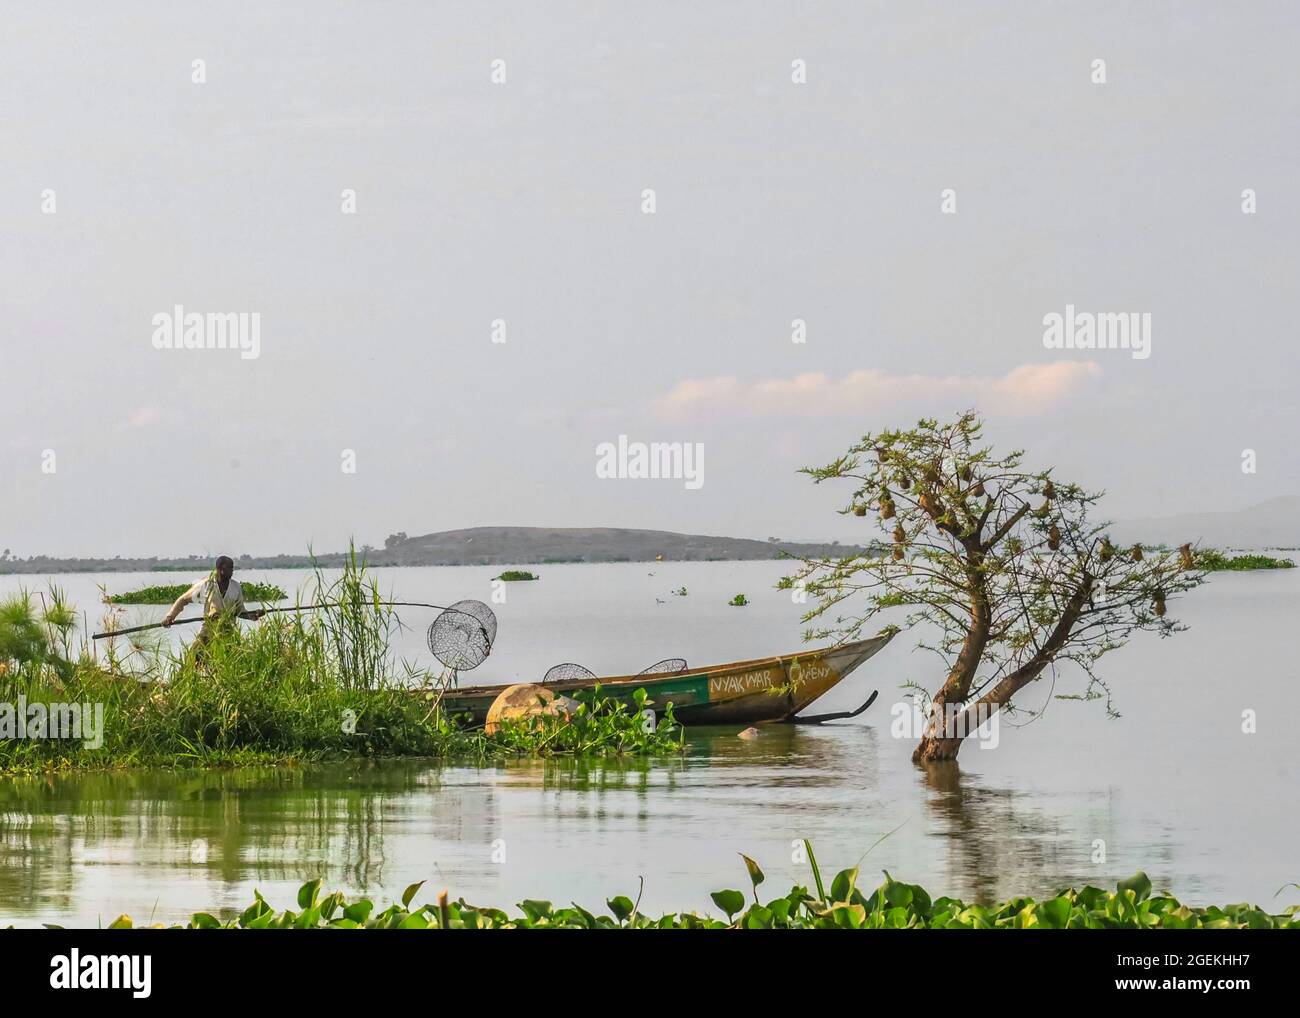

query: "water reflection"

left=0, top=711, right=1289, bottom=925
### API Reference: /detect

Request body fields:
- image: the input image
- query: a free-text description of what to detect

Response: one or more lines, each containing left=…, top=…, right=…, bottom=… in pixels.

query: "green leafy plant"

left=494, top=571, right=539, bottom=581
left=728, top=593, right=749, bottom=607
left=489, top=685, right=684, bottom=757
left=70, top=849, right=1300, bottom=930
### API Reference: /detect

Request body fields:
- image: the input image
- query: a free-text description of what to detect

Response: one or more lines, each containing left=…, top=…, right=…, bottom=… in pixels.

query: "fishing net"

left=639, top=658, right=688, bottom=675
left=543, top=662, right=596, bottom=684
left=427, top=599, right=497, bottom=671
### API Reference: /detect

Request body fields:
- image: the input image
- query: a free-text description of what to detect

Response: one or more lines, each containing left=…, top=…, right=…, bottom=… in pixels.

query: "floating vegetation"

left=75, top=845, right=1300, bottom=929
left=1195, top=549, right=1295, bottom=571
left=671, top=587, right=688, bottom=597
left=728, top=593, right=749, bottom=607
left=489, top=686, right=683, bottom=757
left=106, top=582, right=287, bottom=605
left=494, top=570, right=538, bottom=581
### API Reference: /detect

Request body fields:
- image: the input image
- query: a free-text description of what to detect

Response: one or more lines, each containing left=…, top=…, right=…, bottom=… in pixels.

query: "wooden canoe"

left=442, top=631, right=895, bottom=726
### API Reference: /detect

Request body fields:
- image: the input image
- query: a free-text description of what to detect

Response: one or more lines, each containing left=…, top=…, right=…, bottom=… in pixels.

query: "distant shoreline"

left=0, top=527, right=882, bottom=575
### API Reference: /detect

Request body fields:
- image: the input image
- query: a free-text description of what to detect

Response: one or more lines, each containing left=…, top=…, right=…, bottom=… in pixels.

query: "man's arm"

left=161, top=580, right=204, bottom=627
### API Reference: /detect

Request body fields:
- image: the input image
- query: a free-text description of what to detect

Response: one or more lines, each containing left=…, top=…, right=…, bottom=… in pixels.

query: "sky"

left=2, top=1, right=1298, bottom=558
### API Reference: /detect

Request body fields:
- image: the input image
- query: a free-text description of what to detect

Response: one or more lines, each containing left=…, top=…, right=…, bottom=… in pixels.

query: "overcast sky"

left=3, top=2, right=1297, bottom=558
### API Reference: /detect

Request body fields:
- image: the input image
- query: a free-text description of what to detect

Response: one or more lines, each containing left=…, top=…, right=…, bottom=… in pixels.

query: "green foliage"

left=89, top=852, right=1300, bottom=929
left=489, top=685, right=684, bottom=757
left=0, top=587, right=76, bottom=682
left=1195, top=549, right=1295, bottom=571
left=727, top=593, right=749, bottom=607
left=494, top=570, right=538, bottom=581
left=105, top=582, right=288, bottom=604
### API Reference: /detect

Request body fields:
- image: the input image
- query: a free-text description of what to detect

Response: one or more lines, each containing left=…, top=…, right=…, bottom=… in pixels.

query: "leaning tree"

left=781, top=412, right=1203, bottom=762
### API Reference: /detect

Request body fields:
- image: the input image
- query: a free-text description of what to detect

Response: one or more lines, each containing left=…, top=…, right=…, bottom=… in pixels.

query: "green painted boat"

left=442, top=631, right=895, bottom=726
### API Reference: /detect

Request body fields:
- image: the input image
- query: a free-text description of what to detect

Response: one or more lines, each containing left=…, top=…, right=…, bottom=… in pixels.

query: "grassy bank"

left=68, top=846, right=1300, bottom=929
left=0, top=553, right=682, bottom=773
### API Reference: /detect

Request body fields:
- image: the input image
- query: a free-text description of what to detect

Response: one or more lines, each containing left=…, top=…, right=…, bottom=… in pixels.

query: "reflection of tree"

left=918, top=761, right=1115, bottom=906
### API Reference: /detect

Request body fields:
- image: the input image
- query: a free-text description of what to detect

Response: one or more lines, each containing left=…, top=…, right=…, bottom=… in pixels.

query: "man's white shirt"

left=174, top=576, right=245, bottom=619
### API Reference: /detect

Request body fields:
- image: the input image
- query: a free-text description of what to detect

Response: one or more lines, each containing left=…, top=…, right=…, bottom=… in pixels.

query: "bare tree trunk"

left=913, top=579, right=990, bottom=763
left=912, top=575, right=1092, bottom=764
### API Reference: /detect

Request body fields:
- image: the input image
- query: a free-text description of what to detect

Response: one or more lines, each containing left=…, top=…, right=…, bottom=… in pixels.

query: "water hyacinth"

left=67, top=845, right=1300, bottom=930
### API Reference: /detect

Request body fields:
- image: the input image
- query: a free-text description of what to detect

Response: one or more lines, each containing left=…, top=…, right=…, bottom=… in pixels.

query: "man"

left=162, top=556, right=265, bottom=653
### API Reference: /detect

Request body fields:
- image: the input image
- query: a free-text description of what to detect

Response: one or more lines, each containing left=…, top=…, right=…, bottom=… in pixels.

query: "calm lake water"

left=1, top=561, right=1297, bottom=925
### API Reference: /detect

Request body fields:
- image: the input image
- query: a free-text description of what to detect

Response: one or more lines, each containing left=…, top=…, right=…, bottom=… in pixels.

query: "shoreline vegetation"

left=0, top=551, right=683, bottom=775
left=51, top=847, right=1300, bottom=929
left=2, top=535, right=1294, bottom=578
left=104, top=582, right=289, bottom=605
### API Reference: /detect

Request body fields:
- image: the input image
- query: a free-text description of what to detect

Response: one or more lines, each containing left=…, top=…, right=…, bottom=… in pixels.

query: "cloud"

left=123, top=406, right=161, bottom=429
left=652, top=361, right=1103, bottom=420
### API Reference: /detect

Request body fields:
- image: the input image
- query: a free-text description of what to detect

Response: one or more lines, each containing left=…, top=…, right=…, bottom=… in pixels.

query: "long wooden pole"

left=91, top=600, right=460, bottom=640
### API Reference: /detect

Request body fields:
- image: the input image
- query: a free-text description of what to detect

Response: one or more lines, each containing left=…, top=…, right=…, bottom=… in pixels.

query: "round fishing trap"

left=542, top=662, right=596, bottom=684
left=426, top=599, right=497, bottom=671
left=639, top=658, right=688, bottom=675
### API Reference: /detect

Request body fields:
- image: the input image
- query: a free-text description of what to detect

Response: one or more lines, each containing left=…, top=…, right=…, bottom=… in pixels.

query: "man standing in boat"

left=161, top=556, right=264, bottom=656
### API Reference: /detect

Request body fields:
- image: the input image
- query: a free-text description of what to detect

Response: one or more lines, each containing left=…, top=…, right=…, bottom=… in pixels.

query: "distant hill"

left=1111, top=496, right=1300, bottom=550
left=374, top=527, right=875, bottom=565
left=0, top=527, right=880, bottom=574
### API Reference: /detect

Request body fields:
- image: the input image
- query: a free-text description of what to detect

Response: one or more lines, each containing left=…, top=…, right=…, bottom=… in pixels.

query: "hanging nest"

left=852, top=504, right=867, bottom=517
left=896, top=472, right=912, bottom=489
left=1042, top=480, right=1056, bottom=500
left=893, top=524, right=906, bottom=544
left=875, top=446, right=889, bottom=462
left=971, top=480, right=985, bottom=497
left=1153, top=591, right=1166, bottom=617
left=891, top=545, right=905, bottom=562
left=1130, top=545, right=1144, bottom=563
left=1033, top=500, right=1051, bottom=519
left=919, top=492, right=941, bottom=516
left=1100, top=537, right=1114, bottom=562
left=958, top=464, right=973, bottom=482
left=1047, top=524, right=1061, bottom=550
left=923, top=465, right=940, bottom=485
left=1179, top=543, right=1195, bottom=571
left=880, top=496, right=896, bottom=520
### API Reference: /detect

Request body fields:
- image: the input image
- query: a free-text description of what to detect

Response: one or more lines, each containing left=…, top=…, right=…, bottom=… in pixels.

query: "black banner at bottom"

left=0, top=928, right=1287, bottom=1003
